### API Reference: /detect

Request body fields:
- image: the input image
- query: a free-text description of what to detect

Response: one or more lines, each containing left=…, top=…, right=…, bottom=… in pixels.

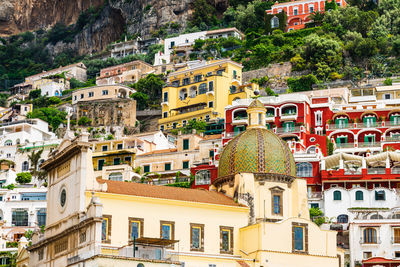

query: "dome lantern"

left=247, top=99, right=267, bottom=128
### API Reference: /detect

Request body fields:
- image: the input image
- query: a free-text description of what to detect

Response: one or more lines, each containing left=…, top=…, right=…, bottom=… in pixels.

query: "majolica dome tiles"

left=218, top=128, right=296, bottom=177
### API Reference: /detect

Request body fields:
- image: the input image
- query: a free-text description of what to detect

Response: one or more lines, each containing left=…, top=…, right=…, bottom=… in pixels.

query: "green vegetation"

left=309, top=207, right=325, bottom=226
left=27, top=107, right=67, bottom=131
left=130, top=74, right=165, bottom=109
left=16, top=172, right=32, bottom=184
left=170, top=119, right=207, bottom=135
left=78, top=116, right=92, bottom=126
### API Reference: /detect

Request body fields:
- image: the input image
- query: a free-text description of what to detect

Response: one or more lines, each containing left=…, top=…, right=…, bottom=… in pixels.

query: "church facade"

left=25, top=100, right=343, bottom=267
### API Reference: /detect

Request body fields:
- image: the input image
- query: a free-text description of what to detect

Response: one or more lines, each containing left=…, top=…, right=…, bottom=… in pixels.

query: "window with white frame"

left=195, top=170, right=211, bottom=185
left=271, top=16, right=279, bottom=28
left=315, top=111, right=323, bottom=126
left=296, top=162, right=313, bottom=177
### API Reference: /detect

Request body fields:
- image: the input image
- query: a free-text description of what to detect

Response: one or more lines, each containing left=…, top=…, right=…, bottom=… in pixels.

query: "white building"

left=39, top=81, right=65, bottom=97
left=349, top=209, right=400, bottom=267
left=323, top=187, right=398, bottom=227
left=0, top=188, right=47, bottom=241
left=154, top=28, right=244, bottom=65
left=0, top=119, right=61, bottom=176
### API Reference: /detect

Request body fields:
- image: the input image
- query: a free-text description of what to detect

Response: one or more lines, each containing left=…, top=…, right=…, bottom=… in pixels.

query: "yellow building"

left=159, top=59, right=258, bottom=131
left=25, top=101, right=342, bottom=267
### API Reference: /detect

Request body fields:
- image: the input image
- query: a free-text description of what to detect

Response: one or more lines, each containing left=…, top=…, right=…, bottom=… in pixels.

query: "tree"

left=78, top=116, right=92, bottom=126
left=309, top=207, right=325, bottom=226
left=130, top=92, right=149, bottom=110
left=16, top=172, right=32, bottom=184
left=29, top=89, right=41, bottom=99
left=27, top=149, right=45, bottom=181
left=287, top=74, right=319, bottom=92
left=27, top=107, right=67, bottom=131
left=132, top=74, right=164, bottom=105
left=190, top=0, right=218, bottom=28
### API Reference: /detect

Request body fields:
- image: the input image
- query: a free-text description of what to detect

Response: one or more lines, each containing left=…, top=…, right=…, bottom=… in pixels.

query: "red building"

left=266, top=0, right=347, bottom=31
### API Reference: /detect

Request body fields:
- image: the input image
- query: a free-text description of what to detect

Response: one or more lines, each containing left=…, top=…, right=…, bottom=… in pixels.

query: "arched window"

left=337, top=214, right=348, bottom=223
left=296, top=162, right=313, bottom=177
left=195, top=170, right=211, bottom=185
left=189, top=86, right=197, bottom=98
left=363, top=228, right=377, bottom=244
left=271, top=16, right=279, bottom=28
left=333, top=190, right=341, bottom=200
left=355, top=190, right=363, bottom=200
left=22, top=161, right=29, bottom=171
left=16, top=139, right=20, bottom=145
left=4, top=140, right=12, bottom=146
left=179, top=88, right=187, bottom=100
left=109, top=172, right=123, bottom=181
left=137, top=263, right=145, bottom=267
left=370, top=214, right=383, bottom=220
left=198, top=83, right=207, bottom=94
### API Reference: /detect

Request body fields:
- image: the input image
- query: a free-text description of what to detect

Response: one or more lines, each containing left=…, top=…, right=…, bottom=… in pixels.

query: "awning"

left=325, top=153, right=362, bottom=170
left=363, top=256, right=400, bottom=264
left=130, top=237, right=179, bottom=246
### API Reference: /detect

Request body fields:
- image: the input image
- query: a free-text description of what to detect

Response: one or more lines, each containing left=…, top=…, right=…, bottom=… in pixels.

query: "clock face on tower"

left=60, top=188, right=66, bottom=207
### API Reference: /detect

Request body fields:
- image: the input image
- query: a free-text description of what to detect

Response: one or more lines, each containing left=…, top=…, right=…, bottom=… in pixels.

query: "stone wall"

left=242, top=62, right=292, bottom=83
left=76, top=98, right=136, bottom=127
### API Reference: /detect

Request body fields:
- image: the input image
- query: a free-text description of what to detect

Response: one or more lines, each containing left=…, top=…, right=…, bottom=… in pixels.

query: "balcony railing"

left=308, top=192, right=322, bottom=199
left=392, top=168, right=400, bottom=174
left=367, top=168, right=386, bottom=174
left=359, top=142, right=381, bottom=148
left=327, top=123, right=355, bottom=130
left=385, top=136, right=400, bottom=142
left=335, top=142, right=355, bottom=149
left=275, top=126, right=301, bottom=134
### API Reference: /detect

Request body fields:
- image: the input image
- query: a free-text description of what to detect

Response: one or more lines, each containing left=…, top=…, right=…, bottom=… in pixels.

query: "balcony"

left=265, top=114, right=275, bottom=122
left=335, top=142, right=355, bottom=149
left=385, top=136, right=400, bottom=142
left=359, top=142, right=381, bottom=148
left=275, top=126, right=301, bottom=134
left=392, top=168, right=400, bottom=174
left=232, top=116, right=248, bottom=126
left=280, top=112, right=297, bottom=121
left=308, top=192, right=322, bottom=199
left=367, top=168, right=386, bottom=174
left=326, top=123, right=355, bottom=130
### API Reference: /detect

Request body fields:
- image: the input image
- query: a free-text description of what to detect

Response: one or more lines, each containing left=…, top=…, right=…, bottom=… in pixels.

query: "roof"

left=138, top=148, right=177, bottom=156
left=376, top=85, right=400, bottom=92
left=100, top=60, right=153, bottom=72
left=270, top=0, right=327, bottom=7
left=26, top=62, right=86, bottom=79
left=96, top=178, right=244, bottom=207
left=206, top=27, right=244, bottom=38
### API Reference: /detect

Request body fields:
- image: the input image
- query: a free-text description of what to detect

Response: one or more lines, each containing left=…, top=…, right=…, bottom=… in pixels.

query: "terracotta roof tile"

left=96, top=178, right=244, bottom=207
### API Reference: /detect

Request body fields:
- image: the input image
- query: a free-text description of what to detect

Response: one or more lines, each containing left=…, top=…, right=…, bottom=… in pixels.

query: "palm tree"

left=310, top=11, right=325, bottom=26
left=28, top=149, right=47, bottom=181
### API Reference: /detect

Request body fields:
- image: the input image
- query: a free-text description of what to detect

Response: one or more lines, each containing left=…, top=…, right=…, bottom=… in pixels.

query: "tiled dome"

left=217, top=128, right=296, bottom=177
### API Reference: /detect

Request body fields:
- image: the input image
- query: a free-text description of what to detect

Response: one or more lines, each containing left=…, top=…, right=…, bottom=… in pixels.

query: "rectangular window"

left=160, top=221, right=175, bottom=242
left=165, top=163, right=171, bottom=171
left=38, top=249, right=44, bottom=261
left=183, top=139, right=189, bottom=150
left=273, top=195, right=281, bottom=215
left=124, top=156, right=132, bottom=163
left=113, top=158, right=120, bottom=165
left=208, top=81, right=214, bottom=91
left=190, top=223, right=204, bottom=251
left=102, top=145, right=108, bottom=152
left=363, top=251, right=372, bottom=259
left=183, top=161, right=189, bottom=169
left=80, top=230, right=86, bottom=244
left=117, top=143, right=123, bottom=150
left=163, top=112, right=168, bottom=118
left=163, top=92, right=168, bottom=102
left=208, top=101, right=214, bottom=108
left=54, top=238, right=68, bottom=254
left=394, top=228, right=400, bottom=243
left=80, top=94, right=84, bottom=99
left=98, top=159, right=105, bottom=171
left=102, top=90, right=109, bottom=95
left=375, top=190, right=385, bottom=201
left=309, top=6, right=314, bottom=13
left=220, top=226, right=233, bottom=254
left=310, top=203, right=319, bottom=208
left=143, top=165, right=150, bottom=173
left=37, top=208, right=46, bottom=227
left=292, top=223, right=308, bottom=253
left=102, top=215, right=112, bottom=243
left=12, top=209, right=28, bottom=226
left=233, top=70, right=237, bottom=79
left=128, top=217, right=144, bottom=240
left=21, top=193, right=47, bottom=201
left=88, top=92, right=94, bottom=97
left=395, top=251, right=400, bottom=258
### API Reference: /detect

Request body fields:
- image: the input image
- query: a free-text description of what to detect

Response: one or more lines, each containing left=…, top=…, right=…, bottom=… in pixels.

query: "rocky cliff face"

left=0, top=0, right=228, bottom=55
left=0, top=0, right=105, bottom=36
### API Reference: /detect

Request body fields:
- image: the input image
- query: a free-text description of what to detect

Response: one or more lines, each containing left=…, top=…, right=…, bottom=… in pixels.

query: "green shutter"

left=183, top=161, right=189, bottom=169
left=165, top=163, right=171, bottom=171
left=183, top=139, right=189, bottom=150
left=143, top=165, right=150, bottom=173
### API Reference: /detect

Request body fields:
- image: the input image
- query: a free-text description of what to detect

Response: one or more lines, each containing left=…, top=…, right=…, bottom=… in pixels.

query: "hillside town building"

left=266, top=0, right=347, bottom=31
left=24, top=100, right=343, bottom=267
